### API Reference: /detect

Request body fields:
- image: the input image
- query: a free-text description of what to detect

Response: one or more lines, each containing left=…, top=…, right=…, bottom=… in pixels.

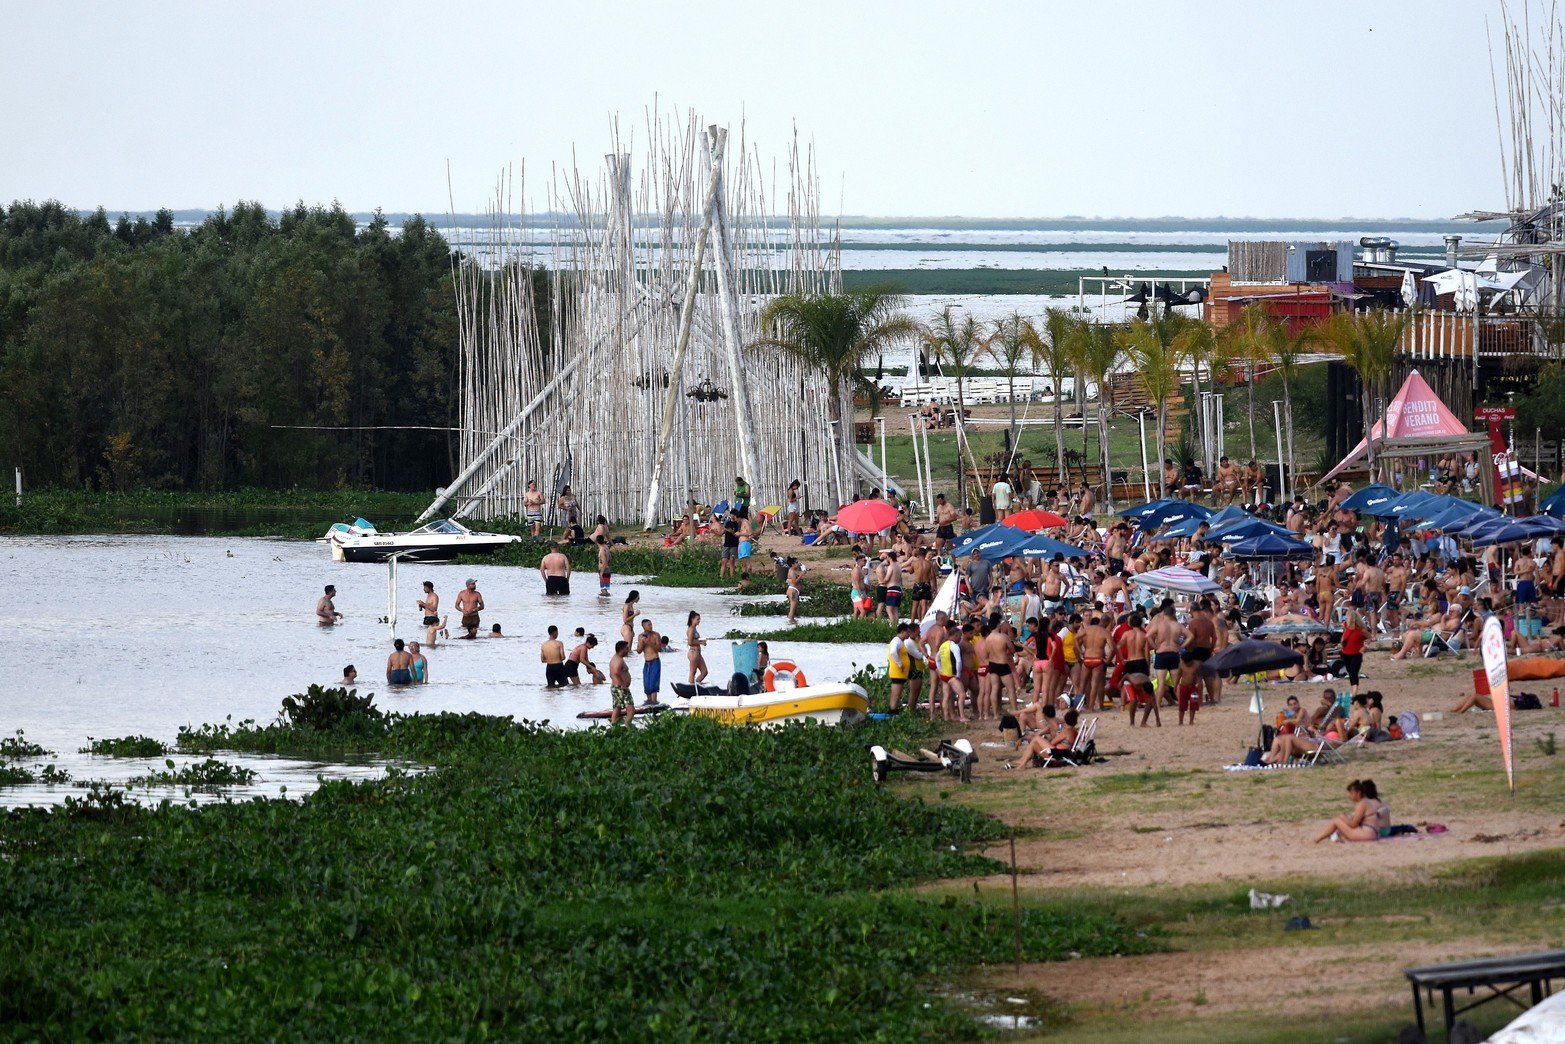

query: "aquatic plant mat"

left=0, top=712, right=1149, bottom=1039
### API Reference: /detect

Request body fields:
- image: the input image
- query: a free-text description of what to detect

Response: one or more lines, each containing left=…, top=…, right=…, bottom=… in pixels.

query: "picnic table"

left=1404, top=948, right=1565, bottom=1038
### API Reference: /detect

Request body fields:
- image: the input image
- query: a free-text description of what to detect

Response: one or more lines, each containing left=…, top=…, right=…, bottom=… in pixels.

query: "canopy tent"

left=1319, top=370, right=1498, bottom=505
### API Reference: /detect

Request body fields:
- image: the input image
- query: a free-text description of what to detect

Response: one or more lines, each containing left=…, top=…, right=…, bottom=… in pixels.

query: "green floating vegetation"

left=128, top=757, right=258, bottom=789
left=0, top=732, right=50, bottom=760
left=0, top=765, right=35, bottom=787
left=81, top=735, right=171, bottom=758
left=0, top=709, right=1150, bottom=1038
left=727, top=617, right=899, bottom=643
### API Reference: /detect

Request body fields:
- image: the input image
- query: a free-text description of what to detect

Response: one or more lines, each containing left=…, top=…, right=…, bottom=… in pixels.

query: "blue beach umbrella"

left=953, top=525, right=1029, bottom=561
left=1541, top=486, right=1565, bottom=519
left=1519, top=514, right=1565, bottom=536
left=1418, top=505, right=1495, bottom=534
left=1468, top=520, right=1537, bottom=548
left=1206, top=505, right=1252, bottom=527
left=1380, top=490, right=1439, bottom=519
left=1400, top=494, right=1485, bottom=522
left=1157, top=516, right=1208, bottom=540
left=1013, top=534, right=1092, bottom=559
left=1135, top=501, right=1212, bottom=530
left=1227, top=533, right=1317, bottom=560
left=1118, top=498, right=1180, bottom=520
left=1340, top=483, right=1398, bottom=514
left=1212, top=517, right=1293, bottom=543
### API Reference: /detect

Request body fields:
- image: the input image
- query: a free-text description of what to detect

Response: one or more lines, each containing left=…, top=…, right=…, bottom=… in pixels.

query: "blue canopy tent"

left=1340, top=483, right=1399, bottom=514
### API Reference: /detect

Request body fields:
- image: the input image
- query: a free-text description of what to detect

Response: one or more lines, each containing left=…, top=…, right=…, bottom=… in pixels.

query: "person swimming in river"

left=316, top=585, right=343, bottom=625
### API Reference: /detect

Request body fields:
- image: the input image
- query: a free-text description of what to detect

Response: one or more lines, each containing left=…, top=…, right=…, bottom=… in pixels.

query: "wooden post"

left=706, top=125, right=763, bottom=506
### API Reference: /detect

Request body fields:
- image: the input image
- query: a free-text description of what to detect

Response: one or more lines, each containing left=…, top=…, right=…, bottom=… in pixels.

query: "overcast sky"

left=1, top=1, right=1512, bottom=219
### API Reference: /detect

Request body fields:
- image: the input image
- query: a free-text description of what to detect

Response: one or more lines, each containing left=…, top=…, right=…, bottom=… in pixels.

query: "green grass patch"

left=0, top=703, right=1152, bottom=1038
left=727, top=617, right=898, bottom=643
left=0, top=488, right=432, bottom=538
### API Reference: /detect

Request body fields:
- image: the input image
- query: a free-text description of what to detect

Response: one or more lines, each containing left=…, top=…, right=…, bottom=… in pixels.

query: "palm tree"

left=924, top=307, right=988, bottom=504
left=1223, top=304, right=1278, bottom=461
left=1119, top=318, right=1185, bottom=498
left=1322, top=309, right=1412, bottom=478
left=753, top=289, right=919, bottom=502
left=1270, top=323, right=1323, bottom=497
left=987, top=313, right=1041, bottom=452
left=1173, top=317, right=1218, bottom=473
left=1075, top=322, right=1124, bottom=510
left=1036, top=308, right=1078, bottom=474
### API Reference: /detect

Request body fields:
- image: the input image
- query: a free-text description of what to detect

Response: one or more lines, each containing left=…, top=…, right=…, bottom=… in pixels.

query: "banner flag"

left=1480, top=615, right=1516, bottom=794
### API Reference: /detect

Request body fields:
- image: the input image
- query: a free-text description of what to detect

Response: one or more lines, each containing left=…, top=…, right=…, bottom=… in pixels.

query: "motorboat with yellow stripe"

left=685, top=682, right=869, bottom=727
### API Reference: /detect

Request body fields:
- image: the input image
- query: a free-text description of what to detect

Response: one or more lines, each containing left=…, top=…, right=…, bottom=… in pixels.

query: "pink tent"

left=1322, top=370, right=1473, bottom=481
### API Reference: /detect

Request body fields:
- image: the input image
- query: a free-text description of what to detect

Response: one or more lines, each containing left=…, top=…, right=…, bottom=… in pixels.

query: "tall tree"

left=752, top=288, right=919, bottom=503
left=923, top=306, right=987, bottom=505
left=1119, top=318, right=1185, bottom=497
left=1075, top=322, right=1123, bottom=510
left=1035, top=307, right=1077, bottom=475
left=987, top=313, right=1040, bottom=454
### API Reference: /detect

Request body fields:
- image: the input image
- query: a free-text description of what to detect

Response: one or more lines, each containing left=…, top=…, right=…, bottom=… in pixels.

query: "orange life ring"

left=763, top=660, right=807, bottom=692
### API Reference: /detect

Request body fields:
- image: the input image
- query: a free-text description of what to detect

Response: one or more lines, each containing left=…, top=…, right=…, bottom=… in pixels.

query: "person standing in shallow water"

left=387, top=639, right=413, bottom=686
left=316, top=585, right=343, bottom=625
left=636, top=618, right=663, bottom=704
left=455, top=579, right=484, bottom=639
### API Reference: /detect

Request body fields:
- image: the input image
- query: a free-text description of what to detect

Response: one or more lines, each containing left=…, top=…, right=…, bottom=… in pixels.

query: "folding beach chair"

left=1041, top=716, right=1098, bottom=767
left=1423, top=609, right=1472, bottom=658
left=1306, top=729, right=1367, bottom=767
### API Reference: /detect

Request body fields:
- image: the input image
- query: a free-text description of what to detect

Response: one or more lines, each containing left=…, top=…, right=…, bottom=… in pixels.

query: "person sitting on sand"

left=1312, top=779, right=1390, bottom=843
left=1261, top=715, right=1343, bottom=764
left=1014, top=707, right=1076, bottom=769
left=1450, top=689, right=1494, bottom=714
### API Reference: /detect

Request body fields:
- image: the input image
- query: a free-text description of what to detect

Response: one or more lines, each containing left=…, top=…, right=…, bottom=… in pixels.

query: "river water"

left=0, top=535, right=880, bottom=807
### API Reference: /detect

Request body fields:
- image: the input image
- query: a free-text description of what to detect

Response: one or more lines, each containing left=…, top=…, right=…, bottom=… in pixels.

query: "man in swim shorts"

left=541, top=625, right=568, bottom=688
left=882, top=551, right=904, bottom=624
left=417, top=580, right=439, bottom=629
left=934, top=493, right=956, bottom=551
left=636, top=618, right=663, bottom=704
left=316, top=585, right=343, bottom=625
left=455, top=579, right=484, bottom=639
left=1146, top=599, right=1184, bottom=708
left=608, top=640, right=635, bottom=726
left=522, top=480, right=545, bottom=537
left=540, top=543, right=572, bottom=596
left=596, top=536, right=612, bottom=595
left=1176, top=599, right=1216, bottom=725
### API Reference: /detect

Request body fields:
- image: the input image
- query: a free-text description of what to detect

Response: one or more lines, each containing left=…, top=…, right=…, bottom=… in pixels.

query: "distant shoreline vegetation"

left=80, top=208, right=1508, bottom=235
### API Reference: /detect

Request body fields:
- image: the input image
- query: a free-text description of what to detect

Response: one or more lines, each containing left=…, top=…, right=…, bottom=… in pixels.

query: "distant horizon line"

left=27, top=204, right=1506, bottom=229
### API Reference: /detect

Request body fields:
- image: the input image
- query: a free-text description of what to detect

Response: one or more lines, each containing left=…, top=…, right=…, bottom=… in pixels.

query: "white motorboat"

left=324, top=518, right=523, bottom=563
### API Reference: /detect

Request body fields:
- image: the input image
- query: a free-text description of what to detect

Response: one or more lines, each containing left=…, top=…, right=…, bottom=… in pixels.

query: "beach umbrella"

left=951, top=524, right=1028, bottom=560
left=1157, top=516, right=1208, bottom=540
left=1519, top=514, right=1565, bottom=536
left=1211, top=517, right=1293, bottom=543
left=1227, top=533, right=1316, bottom=560
left=1445, top=510, right=1507, bottom=537
left=1128, top=566, right=1220, bottom=595
left=1377, top=490, right=1438, bottom=519
left=837, top=499, right=899, bottom=535
left=1400, top=494, right=1484, bottom=522
left=1540, top=486, right=1565, bottom=519
left=1118, top=498, right=1179, bottom=519
left=1206, top=505, right=1252, bottom=527
left=1468, top=520, right=1538, bottom=548
left=1208, top=638, right=1305, bottom=749
left=1012, top=534, right=1092, bottom=559
left=1134, top=501, right=1211, bottom=530
left=1252, top=615, right=1331, bottom=636
left=1417, top=505, right=1491, bottom=534
left=1339, top=483, right=1398, bottom=514
left=1002, top=509, right=1069, bottom=532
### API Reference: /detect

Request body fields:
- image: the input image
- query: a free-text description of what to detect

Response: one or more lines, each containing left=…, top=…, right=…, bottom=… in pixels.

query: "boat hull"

left=686, top=683, right=869, bottom=728
left=338, top=538, right=519, bottom=563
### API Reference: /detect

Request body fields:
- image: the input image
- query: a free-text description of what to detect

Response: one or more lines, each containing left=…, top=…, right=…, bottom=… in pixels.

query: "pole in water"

left=13, top=466, right=19, bottom=507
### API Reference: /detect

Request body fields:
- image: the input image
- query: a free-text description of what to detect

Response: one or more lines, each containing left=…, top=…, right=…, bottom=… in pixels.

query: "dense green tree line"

left=0, top=200, right=459, bottom=491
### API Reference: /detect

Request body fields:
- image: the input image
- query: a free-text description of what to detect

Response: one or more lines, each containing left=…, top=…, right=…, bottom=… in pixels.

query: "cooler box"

left=731, top=640, right=759, bottom=679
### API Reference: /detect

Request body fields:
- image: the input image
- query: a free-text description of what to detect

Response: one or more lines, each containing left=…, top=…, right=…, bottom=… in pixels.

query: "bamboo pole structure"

left=435, top=112, right=838, bottom=524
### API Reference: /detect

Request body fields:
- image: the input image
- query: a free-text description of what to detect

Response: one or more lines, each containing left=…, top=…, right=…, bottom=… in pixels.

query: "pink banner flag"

left=1480, top=616, right=1516, bottom=794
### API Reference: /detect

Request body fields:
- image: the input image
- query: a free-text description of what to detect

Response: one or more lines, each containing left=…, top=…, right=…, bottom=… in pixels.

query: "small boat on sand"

left=684, top=682, right=869, bottom=728
left=324, top=518, right=523, bottom=563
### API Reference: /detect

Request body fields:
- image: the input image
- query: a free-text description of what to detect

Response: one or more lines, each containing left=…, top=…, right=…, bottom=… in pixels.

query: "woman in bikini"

left=1313, top=779, right=1390, bottom=842
left=621, top=590, right=640, bottom=644
left=686, top=610, right=708, bottom=685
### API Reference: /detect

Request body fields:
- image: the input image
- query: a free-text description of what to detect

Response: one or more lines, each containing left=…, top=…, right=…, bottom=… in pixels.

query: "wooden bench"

left=1405, top=948, right=1565, bottom=1039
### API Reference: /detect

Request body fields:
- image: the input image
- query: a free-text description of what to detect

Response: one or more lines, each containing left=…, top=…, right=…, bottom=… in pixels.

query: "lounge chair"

left=1040, top=716, right=1098, bottom=767
left=1423, top=609, right=1472, bottom=657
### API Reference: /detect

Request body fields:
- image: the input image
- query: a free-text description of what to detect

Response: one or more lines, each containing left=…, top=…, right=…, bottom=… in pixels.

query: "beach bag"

left=1260, top=725, right=1276, bottom=750
left=1242, top=747, right=1263, bottom=767
left=1397, top=710, right=1420, bottom=739
left=1513, top=691, right=1544, bottom=710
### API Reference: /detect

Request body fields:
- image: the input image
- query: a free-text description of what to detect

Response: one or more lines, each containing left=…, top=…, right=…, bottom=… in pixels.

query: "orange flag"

left=1480, top=616, right=1516, bottom=795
